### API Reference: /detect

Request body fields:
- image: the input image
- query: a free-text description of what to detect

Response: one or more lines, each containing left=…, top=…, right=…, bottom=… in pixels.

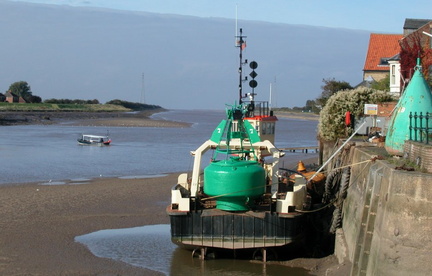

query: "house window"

left=379, top=58, right=390, bottom=66
left=391, top=65, right=396, bottom=85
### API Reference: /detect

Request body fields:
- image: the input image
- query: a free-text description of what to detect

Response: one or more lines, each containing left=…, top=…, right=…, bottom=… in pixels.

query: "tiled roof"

left=363, top=33, right=403, bottom=72
left=4, top=91, right=16, bottom=97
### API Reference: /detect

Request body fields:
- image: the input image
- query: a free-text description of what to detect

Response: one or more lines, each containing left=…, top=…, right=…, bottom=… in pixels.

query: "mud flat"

left=0, top=173, right=350, bottom=275
left=0, top=109, right=190, bottom=128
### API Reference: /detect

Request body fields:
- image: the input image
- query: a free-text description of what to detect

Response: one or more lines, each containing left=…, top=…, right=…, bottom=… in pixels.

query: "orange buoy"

left=297, top=161, right=306, bottom=172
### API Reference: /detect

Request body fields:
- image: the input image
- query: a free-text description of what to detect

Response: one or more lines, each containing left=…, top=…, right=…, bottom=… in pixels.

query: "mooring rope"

left=295, top=198, right=338, bottom=213
left=323, top=155, right=383, bottom=173
left=296, top=156, right=383, bottom=214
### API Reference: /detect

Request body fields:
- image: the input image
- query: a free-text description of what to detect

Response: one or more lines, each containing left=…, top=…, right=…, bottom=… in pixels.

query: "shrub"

left=318, top=88, right=395, bottom=141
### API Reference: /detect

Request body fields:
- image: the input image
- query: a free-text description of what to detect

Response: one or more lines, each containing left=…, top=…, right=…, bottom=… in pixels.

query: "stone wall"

left=336, top=146, right=432, bottom=275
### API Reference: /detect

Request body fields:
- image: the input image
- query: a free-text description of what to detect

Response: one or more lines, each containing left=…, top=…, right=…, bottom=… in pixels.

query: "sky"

left=10, top=0, right=432, bottom=34
left=3, top=0, right=431, bottom=109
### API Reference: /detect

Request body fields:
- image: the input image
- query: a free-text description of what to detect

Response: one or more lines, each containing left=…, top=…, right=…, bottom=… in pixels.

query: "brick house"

left=399, top=19, right=432, bottom=83
left=403, top=18, right=431, bottom=36
left=362, top=18, right=432, bottom=98
left=363, top=33, right=403, bottom=84
left=4, top=91, right=26, bottom=103
left=358, top=18, right=432, bottom=135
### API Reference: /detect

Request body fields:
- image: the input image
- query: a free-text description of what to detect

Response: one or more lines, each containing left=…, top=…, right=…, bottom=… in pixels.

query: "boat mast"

left=236, top=28, right=247, bottom=104
left=269, top=82, right=272, bottom=110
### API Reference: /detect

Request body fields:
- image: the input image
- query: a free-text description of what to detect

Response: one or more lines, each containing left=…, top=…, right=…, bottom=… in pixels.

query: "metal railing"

left=409, top=112, right=431, bottom=144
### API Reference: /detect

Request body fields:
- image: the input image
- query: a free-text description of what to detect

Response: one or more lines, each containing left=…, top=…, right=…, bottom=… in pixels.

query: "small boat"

left=77, top=134, right=111, bottom=146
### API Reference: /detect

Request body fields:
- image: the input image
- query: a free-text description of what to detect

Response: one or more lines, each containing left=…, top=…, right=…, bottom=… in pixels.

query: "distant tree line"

left=106, top=99, right=161, bottom=110
left=44, top=98, right=100, bottom=104
left=3, top=81, right=162, bottom=111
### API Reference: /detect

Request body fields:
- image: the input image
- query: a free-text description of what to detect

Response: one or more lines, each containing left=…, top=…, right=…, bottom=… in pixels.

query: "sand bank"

left=0, top=155, right=349, bottom=275
left=0, top=109, right=190, bottom=128
left=0, top=175, right=176, bottom=275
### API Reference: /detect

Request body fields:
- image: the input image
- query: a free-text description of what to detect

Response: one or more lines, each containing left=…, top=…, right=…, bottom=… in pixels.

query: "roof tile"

left=364, top=33, right=403, bottom=72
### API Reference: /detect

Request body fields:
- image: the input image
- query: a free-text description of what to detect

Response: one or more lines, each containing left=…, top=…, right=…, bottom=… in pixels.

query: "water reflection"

left=75, top=224, right=310, bottom=276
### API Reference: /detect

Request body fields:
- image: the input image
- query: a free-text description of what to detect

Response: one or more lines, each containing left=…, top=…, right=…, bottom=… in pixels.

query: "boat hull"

left=77, top=139, right=111, bottom=146
left=167, top=207, right=305, bottom=250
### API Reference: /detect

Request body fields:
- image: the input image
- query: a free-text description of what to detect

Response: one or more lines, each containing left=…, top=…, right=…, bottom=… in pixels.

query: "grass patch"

left=0, top=103, right=131, bottom=112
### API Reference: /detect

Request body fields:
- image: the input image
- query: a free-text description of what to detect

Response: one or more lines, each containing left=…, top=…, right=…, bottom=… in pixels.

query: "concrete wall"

left=338, top=146, right=432, bottom=275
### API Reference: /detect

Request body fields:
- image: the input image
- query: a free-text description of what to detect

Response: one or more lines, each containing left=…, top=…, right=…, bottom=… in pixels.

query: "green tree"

left=28, top=95, right=42, bottom=103
left=8, top=81, right=43, bottom=103
left=371, top=75, right=390, bottom=91
left=9, top=81, right=32, bottom=97
left=304, top=99, right=320, bottom=113
left=316, top=78, right=353, bottom=109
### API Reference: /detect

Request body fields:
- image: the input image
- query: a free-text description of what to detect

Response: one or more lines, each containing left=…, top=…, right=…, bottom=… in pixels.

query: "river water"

left=75, top=224, right=311, bottom=276
left=0, top=109, right=318, bottom=185
left=1, top=109, right=318, bottom=275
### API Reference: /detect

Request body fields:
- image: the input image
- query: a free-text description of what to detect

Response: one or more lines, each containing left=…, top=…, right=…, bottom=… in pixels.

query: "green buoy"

left=204, top=158, right=265, bottom=211
left=385, top=58, right=432, bottom=155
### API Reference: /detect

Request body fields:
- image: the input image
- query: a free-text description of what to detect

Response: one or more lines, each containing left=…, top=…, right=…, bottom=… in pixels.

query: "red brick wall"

left=404, top=141, right=432, bottom=173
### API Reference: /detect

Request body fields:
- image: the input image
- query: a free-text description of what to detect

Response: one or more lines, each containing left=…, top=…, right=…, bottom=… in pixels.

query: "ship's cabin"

left=243, top=101, right=277, bottom=144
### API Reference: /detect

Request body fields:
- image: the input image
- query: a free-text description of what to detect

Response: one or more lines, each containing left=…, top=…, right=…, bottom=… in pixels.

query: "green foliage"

left=56, top=104, right=87, bottom=109
left=106, top=99, right=161, bottom=111
left=316, top=78, right=353, bottom=109
left=304, top=99, right=320, bottom=113
left=0, top=102, right=130, bottom=112
left=7, top=81, right=42, bottom=103
left=371, top=75, right=390, bottom=91
left=44, top=98, right=100, bottom=104
left=8, top=81, right=32, bottom=97
left=29, top=95, right=42, bottom=103
left=318, top=87, right=395, bottom=141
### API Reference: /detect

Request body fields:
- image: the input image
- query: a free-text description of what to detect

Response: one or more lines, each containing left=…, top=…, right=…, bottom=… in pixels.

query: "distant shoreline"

left=0, top=109, right=191, bottom=128
left=274, top=111, right=319, bottom=121
left=0, top=109, right=319, bottom=127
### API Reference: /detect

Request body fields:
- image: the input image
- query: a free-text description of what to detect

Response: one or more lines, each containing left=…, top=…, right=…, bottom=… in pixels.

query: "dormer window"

left=379, top=57, right=390, bottom=66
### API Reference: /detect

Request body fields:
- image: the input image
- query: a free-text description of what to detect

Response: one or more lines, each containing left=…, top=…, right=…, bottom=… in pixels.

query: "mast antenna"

left=141, top=72, right=145, bottom=104
left=269, top=83, right=272, bottom=110
left=235, top=4, right=238, bottom=44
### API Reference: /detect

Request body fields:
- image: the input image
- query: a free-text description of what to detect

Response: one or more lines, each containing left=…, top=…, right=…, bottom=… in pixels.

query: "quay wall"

left=335, top=146, right=432, bottom=276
